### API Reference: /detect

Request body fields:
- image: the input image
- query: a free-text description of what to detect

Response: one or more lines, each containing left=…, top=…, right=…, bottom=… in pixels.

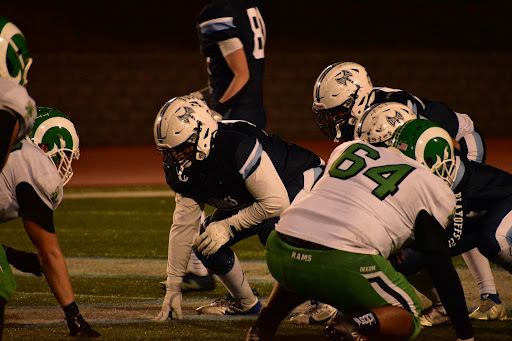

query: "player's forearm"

left=38, top=248, right=75, bottom=307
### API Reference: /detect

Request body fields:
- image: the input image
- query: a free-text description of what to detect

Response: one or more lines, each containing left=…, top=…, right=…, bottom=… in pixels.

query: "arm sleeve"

left=413, top=210, right=474, bottom=340
left=218, top=37, right=243, bottom=57
left=226, top=150, right=290, bottom=231
left=16, top=182, right=55, bottom=233
left=166, top=194, right=204, bottom=285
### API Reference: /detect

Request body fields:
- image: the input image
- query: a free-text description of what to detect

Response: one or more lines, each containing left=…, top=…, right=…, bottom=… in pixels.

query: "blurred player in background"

left=153, top=95, right=323, bottom=320
left=247, top=120, right=474, bottom=341
left=193, top=0, right=267, bottom=129
left=0, top=107, right=100, bottom=338
left=0, top=17, right=34, bottom=171
left=306, top=61, right=504, bottom=326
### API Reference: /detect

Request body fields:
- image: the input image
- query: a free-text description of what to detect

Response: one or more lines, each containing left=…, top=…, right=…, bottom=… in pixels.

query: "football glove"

left=4, top=245, right=43, bottom=277
left=65, top=314, right=100, bottom=337
left=193, top=220, right=234, bottom=256
left=154, top=283, right=183, bottom=321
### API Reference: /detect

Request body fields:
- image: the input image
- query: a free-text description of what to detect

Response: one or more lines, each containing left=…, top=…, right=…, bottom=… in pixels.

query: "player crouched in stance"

left=0, top=107, right=100, bottom=338
left=153, top=96, right=324, bottom=320
left=247, top=119, right=475, bottom=341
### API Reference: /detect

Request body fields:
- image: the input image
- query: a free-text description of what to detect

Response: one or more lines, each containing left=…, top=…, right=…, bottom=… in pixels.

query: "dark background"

left=3, top=1, right=511, bottom=146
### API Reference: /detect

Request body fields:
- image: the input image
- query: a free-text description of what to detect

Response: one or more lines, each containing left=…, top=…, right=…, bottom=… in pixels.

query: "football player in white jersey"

left=0, top=17, right=36, bottom=339
left=0, top=107, right=99, bottom=338
left=355, top=103, right=507, bottom=325
left=311, top=62, right=502, bottom=326
left=247, top=120, right=474, bottom=341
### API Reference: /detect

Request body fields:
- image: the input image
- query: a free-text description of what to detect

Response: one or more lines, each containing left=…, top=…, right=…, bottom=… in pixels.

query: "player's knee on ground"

left=193, top=245, right=235, bottom=275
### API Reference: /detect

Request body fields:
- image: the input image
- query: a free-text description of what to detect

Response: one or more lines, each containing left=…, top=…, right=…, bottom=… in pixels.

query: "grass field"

left=3, top=186, right=512, bottom=340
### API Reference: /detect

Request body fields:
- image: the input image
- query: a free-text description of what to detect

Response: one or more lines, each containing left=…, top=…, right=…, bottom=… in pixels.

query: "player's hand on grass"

left=193, top=220, right=233, bottom=256
left=154, top=283, right=182, bottom=321
left=66, top=314, right=101, bottom=337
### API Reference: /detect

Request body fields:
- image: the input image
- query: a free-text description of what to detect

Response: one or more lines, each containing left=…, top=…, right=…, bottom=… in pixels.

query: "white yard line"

left=65, top=190, right=175, bottom=199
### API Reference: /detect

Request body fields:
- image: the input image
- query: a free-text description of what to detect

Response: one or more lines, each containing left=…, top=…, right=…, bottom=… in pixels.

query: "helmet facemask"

left=314, top=94, right=356, bottom=142
left=43, top=136, right=80, bottom=186
left=160, top=130, right=201, bottom=183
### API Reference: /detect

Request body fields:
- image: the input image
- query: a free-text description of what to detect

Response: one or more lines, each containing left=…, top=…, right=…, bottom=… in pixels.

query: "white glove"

left=193, top=220, right=234, bottom=256
left=154, top=283, right=182, bottom=321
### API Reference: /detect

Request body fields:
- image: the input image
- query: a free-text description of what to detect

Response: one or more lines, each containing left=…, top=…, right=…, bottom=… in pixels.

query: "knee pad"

left=193, top=246, right=235, bottom=276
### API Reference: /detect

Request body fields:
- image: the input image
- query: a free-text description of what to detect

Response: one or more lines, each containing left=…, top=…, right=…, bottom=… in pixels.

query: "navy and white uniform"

left=396, top=153, right=512, bottom=273
left=197, top=0, right=266, bottom=129
left=165, top=120, right=323, bottom=278
left=447, top=154, right=512, bottom=271
left=368, top=87, right=485, bottom=163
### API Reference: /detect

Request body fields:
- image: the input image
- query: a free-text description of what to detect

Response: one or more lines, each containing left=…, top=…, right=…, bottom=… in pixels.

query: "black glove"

left=4, top=245, right=43, bottom=276
left=66, top=314, right=101, bottom=337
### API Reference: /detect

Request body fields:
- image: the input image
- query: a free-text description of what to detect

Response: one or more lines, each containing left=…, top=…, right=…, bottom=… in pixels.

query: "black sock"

left=63, top=301, right=80, bottom=318
left=343, top=309, right=380, bottom=336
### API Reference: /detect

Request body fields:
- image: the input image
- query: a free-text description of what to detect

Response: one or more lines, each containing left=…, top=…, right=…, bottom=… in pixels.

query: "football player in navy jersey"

left=153, top=95, right=324, bottom=320
left=309, top=62, right=503, bottom=325
left=195, top=0, right=267, bottom=129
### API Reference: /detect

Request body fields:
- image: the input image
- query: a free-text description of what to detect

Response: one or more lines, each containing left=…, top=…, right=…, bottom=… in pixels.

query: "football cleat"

left=289, top=301, right=338, bottom=325
left=196, top=290, right=261, bottom=316
left=325, top=316, right=367, bottom=341
left=469, top=296, right=507, bottom=321
left=420, top=305, right=450, bottom=327
left=159, top=273, right=216, bottom=293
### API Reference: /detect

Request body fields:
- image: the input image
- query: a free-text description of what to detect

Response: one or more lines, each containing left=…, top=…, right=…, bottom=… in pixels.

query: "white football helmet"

left=154, top=95, right=218, bottom=182
left=29, top=107, right=80, bottom=186
left=312, top=62, right=373, bottom=142
left=355, top=102, right=417, bottom=145
left=0, top=17, right=32, bottom=86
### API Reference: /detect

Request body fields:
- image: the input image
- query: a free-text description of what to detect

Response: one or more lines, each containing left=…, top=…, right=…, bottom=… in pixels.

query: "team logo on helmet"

left=335, top=70, right=352, bottom=86
left=386, top=111, right=405, bottom=127
left=178, top=107, right=194, bottom=123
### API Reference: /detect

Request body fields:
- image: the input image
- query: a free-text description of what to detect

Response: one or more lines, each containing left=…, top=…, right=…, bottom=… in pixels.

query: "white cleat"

left=289, top=301, right=338, bottom=325
left=420, top=305, right=450, bottom=327
left=469, top=297, right=507, bottom=320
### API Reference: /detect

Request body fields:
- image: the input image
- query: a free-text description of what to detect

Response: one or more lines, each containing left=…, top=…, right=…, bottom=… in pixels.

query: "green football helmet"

left=390, top=119, right=456, bottom=186
left=0, top=17, right=32, bottom=86
left=30, top=107, right=80, bottom=185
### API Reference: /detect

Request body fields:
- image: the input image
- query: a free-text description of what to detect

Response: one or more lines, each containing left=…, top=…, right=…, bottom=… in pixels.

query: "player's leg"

left=266, top=231, right=422, bottom=340
left=462, top=248, right=506, bottom=320
left=194, top=210, right=261, bottom=315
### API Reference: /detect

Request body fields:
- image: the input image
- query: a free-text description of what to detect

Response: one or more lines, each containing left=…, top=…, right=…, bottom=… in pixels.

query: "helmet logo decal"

left=335, top=70, right=352, bottom=86
left=386, top=111, right=405, bottom=127
left=177, top=107, right=194, bottom=123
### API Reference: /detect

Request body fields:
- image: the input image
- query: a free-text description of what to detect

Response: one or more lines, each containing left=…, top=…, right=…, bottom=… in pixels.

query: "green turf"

left=4, top=187, right=509, bottom=340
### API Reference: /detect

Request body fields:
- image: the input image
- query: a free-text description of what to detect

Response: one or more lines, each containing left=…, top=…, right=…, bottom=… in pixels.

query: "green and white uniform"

left=0, top=140, right=62, bottom=301
left=268, top=140, right=456, bottom=340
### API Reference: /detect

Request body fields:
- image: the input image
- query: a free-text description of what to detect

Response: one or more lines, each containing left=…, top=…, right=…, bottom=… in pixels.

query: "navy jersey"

left=446, top=154, right=512, bottom=254
left=165, top=121, right=322, bottom=211
left=197, top=0, right=265, bottom=109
